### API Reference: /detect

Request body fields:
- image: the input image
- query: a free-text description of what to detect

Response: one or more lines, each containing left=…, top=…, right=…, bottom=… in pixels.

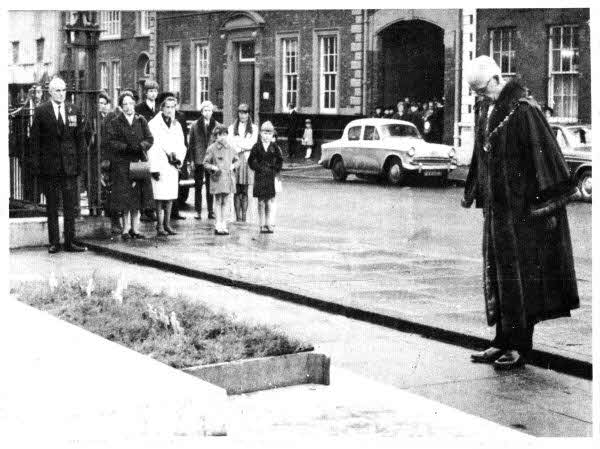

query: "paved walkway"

left=9, top=248, right=560, bottom=441
left=78, top=200, right=592, bottom=374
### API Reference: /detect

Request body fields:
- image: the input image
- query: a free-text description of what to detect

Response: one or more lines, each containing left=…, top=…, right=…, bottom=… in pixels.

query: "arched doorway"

left=136, top=53, right=151, bottom=99
left=380, top=20, right=445, bottom=106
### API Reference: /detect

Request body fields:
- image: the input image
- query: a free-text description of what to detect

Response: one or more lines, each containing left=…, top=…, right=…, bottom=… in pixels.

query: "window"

left=239, top=42, right=255, bottom=62
left=363, top=126, right=380, bottom=141
left=548, top=25, right=580, bottom=120
left=282, top=38, right=298, bottom=111
left=489, top=28, right=516, bottom=76
left=167, top=45, right=181, bottom=96
left=348, top=126, right=361, bottom=141
left=139, top=11, right=150, bottom=35
left=111, top=61, right=121, bottom=106
left=11, top=41, right=19, bottom=64
left=36, top=38, right=44, bottom=63
left=100, top=11, right=121, bottom=39
left=100, top=62, right=108, bottom=91
left=319, top=35, right=338, bottom=112
left=381, top=124, right=420, bottom=138
left=194, top=43, right=209, bottom=107
left=143, top=60, right=151, bottom=77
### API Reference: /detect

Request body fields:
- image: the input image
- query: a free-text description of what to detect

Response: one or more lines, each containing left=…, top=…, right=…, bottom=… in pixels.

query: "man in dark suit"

left=286, top=103, right=299, bottom=159
left=188, top=100, right=219, bottom=220
left=30, top=77, right=87, bottom=253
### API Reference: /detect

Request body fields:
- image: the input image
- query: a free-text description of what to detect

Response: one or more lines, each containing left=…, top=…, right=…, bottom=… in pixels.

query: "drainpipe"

left=361, top=9, right=368, bottom=116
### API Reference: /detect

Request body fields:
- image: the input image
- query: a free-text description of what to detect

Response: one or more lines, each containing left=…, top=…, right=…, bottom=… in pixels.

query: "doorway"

left=236, top=41, right=255, bottom=112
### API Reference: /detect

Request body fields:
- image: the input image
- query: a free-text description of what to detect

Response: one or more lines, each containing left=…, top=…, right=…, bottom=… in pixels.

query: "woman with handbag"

left=147, top=95, right=187, bottom=236
left=248, top=121, right=283, bottom=234
left=106, top=91, right=154, bottom=240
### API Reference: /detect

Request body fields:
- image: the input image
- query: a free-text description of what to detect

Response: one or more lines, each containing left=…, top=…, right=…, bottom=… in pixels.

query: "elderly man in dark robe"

left=462, top=56, right=579, bottom=370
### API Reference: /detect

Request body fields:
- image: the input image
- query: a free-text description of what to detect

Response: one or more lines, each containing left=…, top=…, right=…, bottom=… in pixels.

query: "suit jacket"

left=30, top=101, right=86, bottom=177
left=135, top=101, right=158, bottom=124
left=188, top=117, right=219, bottom=164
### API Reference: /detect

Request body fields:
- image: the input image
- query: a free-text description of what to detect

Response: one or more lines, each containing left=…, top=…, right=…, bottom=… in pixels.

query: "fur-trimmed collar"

left=488, top=79, right=527, bottom=132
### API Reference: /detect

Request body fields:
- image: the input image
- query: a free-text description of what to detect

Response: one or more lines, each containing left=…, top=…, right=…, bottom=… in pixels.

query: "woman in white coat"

left=228, top=103, right=258, bottom=222
left=148, top=96, right=187, bottom=236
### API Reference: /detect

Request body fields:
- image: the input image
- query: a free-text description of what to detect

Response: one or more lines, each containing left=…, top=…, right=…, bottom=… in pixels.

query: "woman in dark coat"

left=106, top=91, right=154, bottom=240
left=248, top=121, right=283, bottom=234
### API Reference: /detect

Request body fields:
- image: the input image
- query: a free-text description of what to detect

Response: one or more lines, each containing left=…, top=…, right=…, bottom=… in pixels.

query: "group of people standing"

left=371, top=98, right=444, bottom=143
left=99, top=81, right=283, bottom=239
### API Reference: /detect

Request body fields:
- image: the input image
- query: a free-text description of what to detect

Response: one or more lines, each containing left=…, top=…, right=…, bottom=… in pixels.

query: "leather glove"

left=461, top=197, right=473, bottom=208
left=151, top=172, right=160, bottom=181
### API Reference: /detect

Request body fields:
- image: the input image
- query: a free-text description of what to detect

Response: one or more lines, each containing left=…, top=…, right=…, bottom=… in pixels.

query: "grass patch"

left=11, top=275, right=312, bottom=369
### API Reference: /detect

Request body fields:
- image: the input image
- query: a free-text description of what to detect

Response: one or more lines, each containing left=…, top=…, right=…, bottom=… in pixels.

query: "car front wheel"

left=578, top=169, right=592, bottom=202
left=385, top=158, right=404, bottom=185
left=331, top=158, right=347, bottom=182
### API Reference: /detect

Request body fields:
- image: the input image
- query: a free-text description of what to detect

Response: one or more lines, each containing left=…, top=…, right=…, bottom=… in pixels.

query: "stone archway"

left=136, top=52, right=151, bottom=99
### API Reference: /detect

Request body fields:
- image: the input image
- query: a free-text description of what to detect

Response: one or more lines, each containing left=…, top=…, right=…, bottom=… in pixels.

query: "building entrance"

left=380, top=20, right=444, bottom=106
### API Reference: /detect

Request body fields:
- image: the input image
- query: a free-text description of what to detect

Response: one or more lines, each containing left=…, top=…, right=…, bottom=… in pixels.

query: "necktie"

left=57, top=104, right=65, bottom=134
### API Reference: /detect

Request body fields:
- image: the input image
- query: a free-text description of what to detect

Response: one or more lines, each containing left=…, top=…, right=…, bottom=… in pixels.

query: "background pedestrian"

left=228, top=103, right=258, bottom=222
left=301, top=118, right=314, bottom=159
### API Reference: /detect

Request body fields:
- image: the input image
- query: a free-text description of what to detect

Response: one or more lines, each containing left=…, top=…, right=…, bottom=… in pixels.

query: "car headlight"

left=408, top=147, right=416, bottom=157
left=448, top=147, right=456, bottom=158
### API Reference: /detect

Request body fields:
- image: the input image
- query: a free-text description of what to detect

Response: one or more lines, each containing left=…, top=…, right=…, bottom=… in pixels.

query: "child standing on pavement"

left=203, top=125, right=239, bottom=235
left=301, top=118, right=314, bottom=159
left=248, top=121, right=283, bottom=234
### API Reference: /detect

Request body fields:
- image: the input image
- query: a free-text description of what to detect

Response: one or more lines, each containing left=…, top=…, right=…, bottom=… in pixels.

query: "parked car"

left=551, top=123, right=592, bottom=202
left=319, top=118, right=457, bottom=184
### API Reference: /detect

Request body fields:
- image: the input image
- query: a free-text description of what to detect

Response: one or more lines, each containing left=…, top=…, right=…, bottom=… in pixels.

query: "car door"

left=359, top=125, right=383, bottom=174
left=344, top=125, right=363, bottom=171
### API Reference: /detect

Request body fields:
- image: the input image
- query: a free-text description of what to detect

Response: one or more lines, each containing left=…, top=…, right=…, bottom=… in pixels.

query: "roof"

left=345, top=118, right=416, bottom=127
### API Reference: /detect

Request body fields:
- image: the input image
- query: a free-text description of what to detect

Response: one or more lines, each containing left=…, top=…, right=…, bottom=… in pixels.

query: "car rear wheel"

left=385, top=158, right=404, bottom=185
left=577, top=169, right=592, bottom=202
left=331, top=158, right=347, bottom=182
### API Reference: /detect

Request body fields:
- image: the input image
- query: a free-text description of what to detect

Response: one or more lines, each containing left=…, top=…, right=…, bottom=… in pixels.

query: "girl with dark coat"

left=106, top=91, right=154, bottom=240
left=248, top=121, right=283, bottom=234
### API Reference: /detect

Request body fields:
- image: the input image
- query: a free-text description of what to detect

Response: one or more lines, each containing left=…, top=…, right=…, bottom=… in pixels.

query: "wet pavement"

left=77, top=171, right=592, bottom=370
left=8, top=248, right=592, bottom=438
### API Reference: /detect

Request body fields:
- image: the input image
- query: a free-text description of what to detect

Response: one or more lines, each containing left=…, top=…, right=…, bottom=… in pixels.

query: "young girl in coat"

left=248, top=121, right=283, bottom=234
left=203, top=125, right=239, bottom=235
left=301, top=118, right=314, bottom=159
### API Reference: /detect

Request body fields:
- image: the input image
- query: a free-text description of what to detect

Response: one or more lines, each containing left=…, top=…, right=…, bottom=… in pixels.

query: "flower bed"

left=12, top=275, right=312, bottom=369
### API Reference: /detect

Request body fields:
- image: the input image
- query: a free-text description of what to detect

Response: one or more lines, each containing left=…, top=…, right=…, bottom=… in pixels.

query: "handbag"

left=274, top=175, right=282, bottom=193
left=129, top=160, right=151, bottom=181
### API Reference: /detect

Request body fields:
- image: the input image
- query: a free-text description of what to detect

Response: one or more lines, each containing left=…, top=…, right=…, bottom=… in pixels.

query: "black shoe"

left=470, top=347, right=504, bottom=364
left=48, top=244, right=61, bottom=254
left=266, top=226, right=274, bottom=234
left=130, top=232, right=146, bottom=239
left=493, top=350, right=526, bottom=370
left=171, top=214, right=186, bottom=220
left=121, top=233, right=131, bottom=241
left=194, top=214, right=202, bottom=220
left=259, top=226, right=269, bottom=234
left=208, top=212, right=215, bottom=219
left=156, top=229, right=169, bottom=237
left=64, top=243, right=87, bottom=252
left=164, top=227, right=178, bottom=235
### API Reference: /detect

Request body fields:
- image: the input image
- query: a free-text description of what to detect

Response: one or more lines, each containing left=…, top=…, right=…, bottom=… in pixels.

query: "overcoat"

left=248, top=140, right=283, bottom=199
left=203, top=140, right=239, bottom=195
left=228, top=121, right=258, bottom=185
left=482, top=80, right=579, bottom=331
left=106, top=111, right=154, bottom=210
left=148, top=114, right=187, bottom=200
left=188, top=117, right=219, bottom=164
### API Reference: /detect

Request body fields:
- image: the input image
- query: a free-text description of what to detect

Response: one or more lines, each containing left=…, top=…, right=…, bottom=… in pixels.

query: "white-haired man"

left=30, top=77, right=87, bottom=253
left=462, top=56, right=579, bottom=370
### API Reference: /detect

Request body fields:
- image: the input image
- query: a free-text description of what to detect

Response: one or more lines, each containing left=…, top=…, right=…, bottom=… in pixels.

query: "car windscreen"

left=380, top=124, right=420, bottom=139
left=566, top=127, right=592, bottom=145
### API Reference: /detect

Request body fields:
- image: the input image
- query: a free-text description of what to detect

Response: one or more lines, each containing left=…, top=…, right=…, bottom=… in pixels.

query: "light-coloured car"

left=319, top=118, right=457, bottom=184
left=551, top=123, right=592, bottom=202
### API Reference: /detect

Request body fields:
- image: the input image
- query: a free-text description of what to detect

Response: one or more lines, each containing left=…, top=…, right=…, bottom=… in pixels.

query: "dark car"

left=551, top=124, right=592, bottom=202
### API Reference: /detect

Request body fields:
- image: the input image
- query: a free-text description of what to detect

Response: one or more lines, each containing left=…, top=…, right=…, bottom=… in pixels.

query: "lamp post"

left=62, top=11, right=103, bottom=216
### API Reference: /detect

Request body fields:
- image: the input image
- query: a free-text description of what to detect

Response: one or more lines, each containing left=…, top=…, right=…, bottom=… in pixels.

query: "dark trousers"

left=42, top=175, right=79, bottom=246
left=288, top=136, right=296, bottom=158
left=194, top=164, right=213, bottom=214
left=491, top=319, right=535, bottom=353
